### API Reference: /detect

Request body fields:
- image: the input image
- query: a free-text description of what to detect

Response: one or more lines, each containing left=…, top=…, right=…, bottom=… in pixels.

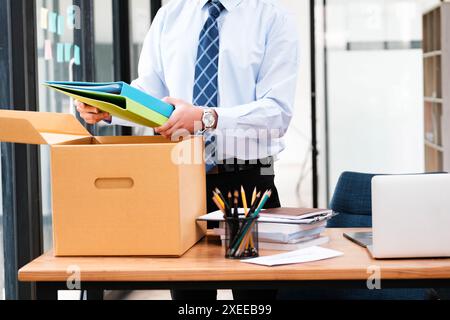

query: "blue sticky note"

left=48, top=12, right=57, bottom=33
left=56, top=43, right=64, bottom=63
left=57, top=15, right=65, bottom=36
left=64, top=43, right=72, bottom=62
left=74, top=45, right=81, bottom=66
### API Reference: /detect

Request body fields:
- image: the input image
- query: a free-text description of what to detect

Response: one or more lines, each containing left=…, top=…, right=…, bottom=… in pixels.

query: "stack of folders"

left=198, top=208, right=335, bottom=251
left=257, top=208, right=333, bottom=251
left=44, top=81, right=174, bottom=128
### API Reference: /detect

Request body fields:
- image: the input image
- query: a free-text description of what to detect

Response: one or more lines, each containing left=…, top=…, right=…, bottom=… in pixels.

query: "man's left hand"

left=155, top=97, right=204, bottom=139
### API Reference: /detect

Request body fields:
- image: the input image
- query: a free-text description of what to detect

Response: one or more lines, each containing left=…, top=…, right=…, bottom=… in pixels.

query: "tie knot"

left=208, top=0, right=225, bottom=19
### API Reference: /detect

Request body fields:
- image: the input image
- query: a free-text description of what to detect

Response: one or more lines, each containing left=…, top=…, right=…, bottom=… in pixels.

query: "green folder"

left=45, top=83, right=170, bottom=128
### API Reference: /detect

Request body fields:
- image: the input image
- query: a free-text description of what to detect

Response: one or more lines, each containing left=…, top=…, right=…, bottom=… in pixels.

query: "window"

left=93, top=0, right=117, bottom=137
left=131, top=0, right=154, bottom=137
left=130, top=0, right=152, bottom=81
left=94, top=0, right=114, bottom=82
left=36, top=0, right=78, bottom=250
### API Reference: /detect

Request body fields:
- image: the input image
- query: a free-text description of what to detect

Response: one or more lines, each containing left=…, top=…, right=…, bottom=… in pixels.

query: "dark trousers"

left=171, top=167, right=281, bottom=301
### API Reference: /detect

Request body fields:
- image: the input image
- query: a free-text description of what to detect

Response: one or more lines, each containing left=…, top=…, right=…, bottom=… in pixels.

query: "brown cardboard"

left=0, top=110, right=207, bottom=256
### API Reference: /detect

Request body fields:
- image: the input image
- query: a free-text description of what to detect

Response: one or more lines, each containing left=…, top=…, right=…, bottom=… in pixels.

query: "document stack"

left=251, top=208, right=334, bottom=251
left=199, top=208, right=334, bottom=251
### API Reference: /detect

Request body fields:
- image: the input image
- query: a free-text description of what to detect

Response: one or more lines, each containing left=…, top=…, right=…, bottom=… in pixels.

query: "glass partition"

left=36, top=0, right=77, bottom=251
left=130, top=0, right=154, bottom=137
left=130, top=0, right=152, bottom=81
left=0, top=147, right=4, bottom=300
left=93, top=0, right=117, bottom=137
left=317, top=0, right=441, bottom=201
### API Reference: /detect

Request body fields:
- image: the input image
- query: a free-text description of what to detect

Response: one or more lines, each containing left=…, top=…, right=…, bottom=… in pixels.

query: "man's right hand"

left=75, top=100, right=112, bottom=125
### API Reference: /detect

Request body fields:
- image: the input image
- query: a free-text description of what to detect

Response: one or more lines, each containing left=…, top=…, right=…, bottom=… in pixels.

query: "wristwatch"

left=202, top=108, right=216, bottom=130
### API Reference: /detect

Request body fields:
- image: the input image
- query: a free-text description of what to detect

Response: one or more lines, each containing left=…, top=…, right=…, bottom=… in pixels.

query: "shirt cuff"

left=215, top=107, right=237, bottom=130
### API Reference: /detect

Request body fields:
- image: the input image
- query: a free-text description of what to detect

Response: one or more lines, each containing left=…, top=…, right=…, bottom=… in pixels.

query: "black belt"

left=208, top=157, right=274, bottom=175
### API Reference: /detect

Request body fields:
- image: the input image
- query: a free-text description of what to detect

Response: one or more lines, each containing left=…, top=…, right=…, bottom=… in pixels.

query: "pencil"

left=251, top=187, right=257, bottom=206
left=241, top=186, right=248, bottom=217
left=248, top=192, right=261, bottom=216
left=213, top=191, right=225, bottom=210
left=212, top=196, right=225, bottom=215
left=253, top=190, right=272, bottom=217
left=215, top=188, right=230, bottom=211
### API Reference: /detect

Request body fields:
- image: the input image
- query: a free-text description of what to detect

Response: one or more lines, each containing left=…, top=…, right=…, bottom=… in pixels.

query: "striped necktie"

left=193, top=0, right=225, bottom=172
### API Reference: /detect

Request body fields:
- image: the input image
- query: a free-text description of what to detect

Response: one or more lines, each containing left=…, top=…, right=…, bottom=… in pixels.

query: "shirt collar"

left=198, top=0, right=242, bottom=12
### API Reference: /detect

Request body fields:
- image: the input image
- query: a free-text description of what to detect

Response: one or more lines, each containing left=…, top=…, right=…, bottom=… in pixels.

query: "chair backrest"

left=327, top=171, right=447, bottom=228
left=327, top=172, right=377, bottom=228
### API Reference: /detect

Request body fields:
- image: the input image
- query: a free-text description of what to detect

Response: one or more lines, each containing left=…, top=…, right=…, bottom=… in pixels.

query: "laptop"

left=344, top=174, right=450, bottom=259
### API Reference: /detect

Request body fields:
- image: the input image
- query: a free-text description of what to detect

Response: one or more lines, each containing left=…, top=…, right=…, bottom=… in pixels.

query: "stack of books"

left=201, top=208, right=334, bottom=251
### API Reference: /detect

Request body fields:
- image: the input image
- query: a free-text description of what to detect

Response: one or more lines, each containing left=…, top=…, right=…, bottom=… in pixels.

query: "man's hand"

left=155, top=97, right=204, bottom=139
left=75, top=100, right=112, bottom=125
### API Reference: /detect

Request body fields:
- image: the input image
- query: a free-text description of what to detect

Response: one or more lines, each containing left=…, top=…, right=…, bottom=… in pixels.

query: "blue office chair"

left=327, top=172, right=376, bottom=228
left=278, top=171, right=438, bottom=300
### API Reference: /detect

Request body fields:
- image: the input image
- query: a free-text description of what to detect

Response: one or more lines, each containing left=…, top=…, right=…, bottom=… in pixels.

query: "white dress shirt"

left=111, top=0, right=299, bottom=161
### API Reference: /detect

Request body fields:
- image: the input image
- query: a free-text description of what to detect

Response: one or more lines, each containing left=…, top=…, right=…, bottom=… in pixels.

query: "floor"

left=59, top=290, right=234, bottom=300
left=0, top=226, right=4, bottom=300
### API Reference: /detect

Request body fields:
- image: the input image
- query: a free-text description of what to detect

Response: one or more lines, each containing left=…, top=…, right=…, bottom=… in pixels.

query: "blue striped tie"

left=193, top=0, right=225, bottom=172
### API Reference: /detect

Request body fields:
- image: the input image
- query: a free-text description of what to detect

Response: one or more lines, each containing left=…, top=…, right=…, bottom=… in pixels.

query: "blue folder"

left=46, top=81, right=174, bottom=119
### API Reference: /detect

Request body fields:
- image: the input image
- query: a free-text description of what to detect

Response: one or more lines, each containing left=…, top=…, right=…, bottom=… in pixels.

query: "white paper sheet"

left=241, top=246, right=343, bottom=267
left=197, top=210, right=333, bottom=225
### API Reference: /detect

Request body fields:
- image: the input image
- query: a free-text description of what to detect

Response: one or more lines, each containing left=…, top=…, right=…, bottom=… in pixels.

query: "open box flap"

left=0, top=110, right=91, bottom=145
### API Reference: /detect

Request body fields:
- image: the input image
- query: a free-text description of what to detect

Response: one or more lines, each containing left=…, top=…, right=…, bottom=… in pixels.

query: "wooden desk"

left=19, top=228, right=450, bottom=300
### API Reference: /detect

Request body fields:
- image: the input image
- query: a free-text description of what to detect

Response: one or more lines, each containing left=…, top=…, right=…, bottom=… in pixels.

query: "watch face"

left=203, top=112, right=215, bottom=128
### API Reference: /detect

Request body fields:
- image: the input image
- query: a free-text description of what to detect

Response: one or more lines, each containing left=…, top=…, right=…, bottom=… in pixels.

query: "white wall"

left=328, top=50, right=425, bottom=191
left=275, top=0, right=313, bottom=208
left=323, top=0, right=439, bottom=198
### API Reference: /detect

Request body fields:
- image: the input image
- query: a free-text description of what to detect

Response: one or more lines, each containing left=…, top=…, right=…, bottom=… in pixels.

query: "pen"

left=233, top=190, right=239, bottom=219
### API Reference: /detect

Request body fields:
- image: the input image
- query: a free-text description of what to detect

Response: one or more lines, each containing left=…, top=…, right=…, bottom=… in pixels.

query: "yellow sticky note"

left=40, top=8, right=49, bottom=30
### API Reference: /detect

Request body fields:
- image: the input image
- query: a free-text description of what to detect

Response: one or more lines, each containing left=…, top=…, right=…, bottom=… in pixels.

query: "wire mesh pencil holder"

left=224, top=216, right=259, bottom=260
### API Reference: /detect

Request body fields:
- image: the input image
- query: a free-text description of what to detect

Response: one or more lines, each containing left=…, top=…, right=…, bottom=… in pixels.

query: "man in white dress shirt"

left=76, top=0, right=299, bottom=300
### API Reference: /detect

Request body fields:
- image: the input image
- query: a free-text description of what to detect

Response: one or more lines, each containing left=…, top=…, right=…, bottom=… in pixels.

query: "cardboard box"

left=0, top=110, right=207, bottom=256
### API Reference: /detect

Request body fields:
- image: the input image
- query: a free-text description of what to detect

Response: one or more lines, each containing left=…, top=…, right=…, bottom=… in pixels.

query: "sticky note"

left=57, top=15, right=65, bottom=36
left=64, top=43, right=72, bottom=62
left=40, top=8, right=49, bottom=30
left=57, top=43, right=64, bottom=63
left=74, top=45, right=81, bottom=66
left=48, top=11, right=57, bottom=33
left=44, top=40, right=53, bottom=61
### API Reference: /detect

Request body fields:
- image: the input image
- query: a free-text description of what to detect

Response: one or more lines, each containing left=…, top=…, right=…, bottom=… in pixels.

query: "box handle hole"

left=95, top=178, right=134, bottom=189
